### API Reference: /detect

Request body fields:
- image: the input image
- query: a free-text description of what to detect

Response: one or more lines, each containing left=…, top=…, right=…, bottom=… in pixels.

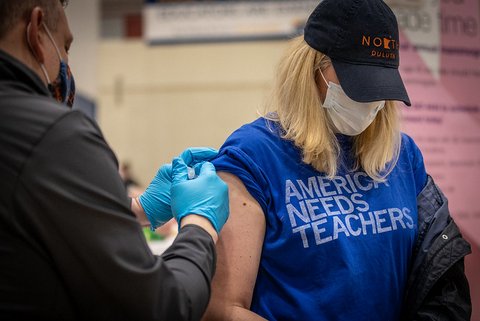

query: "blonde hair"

left=263, top=36, right=401, bottom=182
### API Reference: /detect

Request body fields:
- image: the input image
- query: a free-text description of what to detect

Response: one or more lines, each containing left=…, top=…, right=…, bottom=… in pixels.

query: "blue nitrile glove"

left=138, top=164, right=172, bottom=230
left=171, top=157, right=229, bottom=233
left=138, top=147, right=218, bottom=230
left=179, top=147, right=218, bottom=166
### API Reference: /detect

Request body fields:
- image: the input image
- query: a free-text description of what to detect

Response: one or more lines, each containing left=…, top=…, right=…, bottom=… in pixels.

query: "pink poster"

left=393, top=0, right=480, bottom=246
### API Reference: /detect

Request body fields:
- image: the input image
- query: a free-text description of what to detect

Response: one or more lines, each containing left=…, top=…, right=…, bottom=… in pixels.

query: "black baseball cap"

left=304, top=0, right=411, bottom=106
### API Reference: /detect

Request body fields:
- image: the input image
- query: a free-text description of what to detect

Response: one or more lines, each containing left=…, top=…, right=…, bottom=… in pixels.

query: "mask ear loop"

left=26, top=22, right=51, bottom=84
left=319, top=69, right=331, bottom=89
left=42, top=23, right=63, bottom=60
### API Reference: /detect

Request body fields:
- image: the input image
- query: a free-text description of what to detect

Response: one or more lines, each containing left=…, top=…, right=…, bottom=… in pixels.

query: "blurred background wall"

left=98, top=40, right=282, bottom=185
left=66, top=0, right=99, bottom=100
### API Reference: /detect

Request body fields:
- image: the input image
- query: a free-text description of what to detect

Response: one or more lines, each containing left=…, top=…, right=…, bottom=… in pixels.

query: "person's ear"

left=26, top=7, right=46, bottom=64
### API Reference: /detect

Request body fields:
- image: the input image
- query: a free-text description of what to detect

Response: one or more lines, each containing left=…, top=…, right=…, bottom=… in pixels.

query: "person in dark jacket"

left=0, top=0, right=229, bottom=320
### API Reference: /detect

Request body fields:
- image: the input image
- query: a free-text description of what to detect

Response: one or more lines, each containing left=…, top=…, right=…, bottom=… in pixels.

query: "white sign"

left=143, top=0, right=319, bottom=44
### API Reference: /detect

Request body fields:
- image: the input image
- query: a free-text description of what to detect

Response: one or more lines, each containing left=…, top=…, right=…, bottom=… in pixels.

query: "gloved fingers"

left=158, top=163, right=173, bottom=180
left=198, top=161, right=217, bottom=177
left=180, top=147, right=218, bottom=166
left=172, top=157, right=189, bottom=184
left=192, top=162, right=205, bottom=177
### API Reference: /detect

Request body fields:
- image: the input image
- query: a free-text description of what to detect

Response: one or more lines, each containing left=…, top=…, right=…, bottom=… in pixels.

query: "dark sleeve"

left=15, top=111, right=215, bottom=321
left=412, top=258, right=471, bottom=321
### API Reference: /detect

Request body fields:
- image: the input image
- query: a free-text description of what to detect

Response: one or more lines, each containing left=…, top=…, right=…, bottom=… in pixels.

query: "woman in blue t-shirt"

left=202, top=1, right=471, bottom=320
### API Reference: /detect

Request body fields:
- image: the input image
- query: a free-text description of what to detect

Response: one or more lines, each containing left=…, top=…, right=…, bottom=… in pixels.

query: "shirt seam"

left=10, top=110, right=87, bottom=216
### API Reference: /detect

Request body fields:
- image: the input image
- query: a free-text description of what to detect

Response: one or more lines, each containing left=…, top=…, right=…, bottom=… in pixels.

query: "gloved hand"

left=138, top=147, right=218, bottom=230
left=179, top=147, right=218, bottom=167
left=138, top=164, right=172, bottom=230
left=171, top=157, right=229, bottom=233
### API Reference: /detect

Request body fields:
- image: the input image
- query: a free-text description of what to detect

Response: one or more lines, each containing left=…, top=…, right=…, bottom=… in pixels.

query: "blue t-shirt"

left=212, top=118, right=427, bottom=321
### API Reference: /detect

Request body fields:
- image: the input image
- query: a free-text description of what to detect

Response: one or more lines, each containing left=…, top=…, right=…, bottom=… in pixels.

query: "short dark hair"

left=0, top=0, right=69, bottom=39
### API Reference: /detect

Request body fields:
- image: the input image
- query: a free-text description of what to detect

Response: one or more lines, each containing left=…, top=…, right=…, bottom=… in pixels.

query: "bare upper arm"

left=202, top=172, right=267, bottom=321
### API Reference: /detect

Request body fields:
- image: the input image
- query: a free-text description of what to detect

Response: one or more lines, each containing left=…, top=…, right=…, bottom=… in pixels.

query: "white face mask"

left=320, top=71, right=385, bottom=136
